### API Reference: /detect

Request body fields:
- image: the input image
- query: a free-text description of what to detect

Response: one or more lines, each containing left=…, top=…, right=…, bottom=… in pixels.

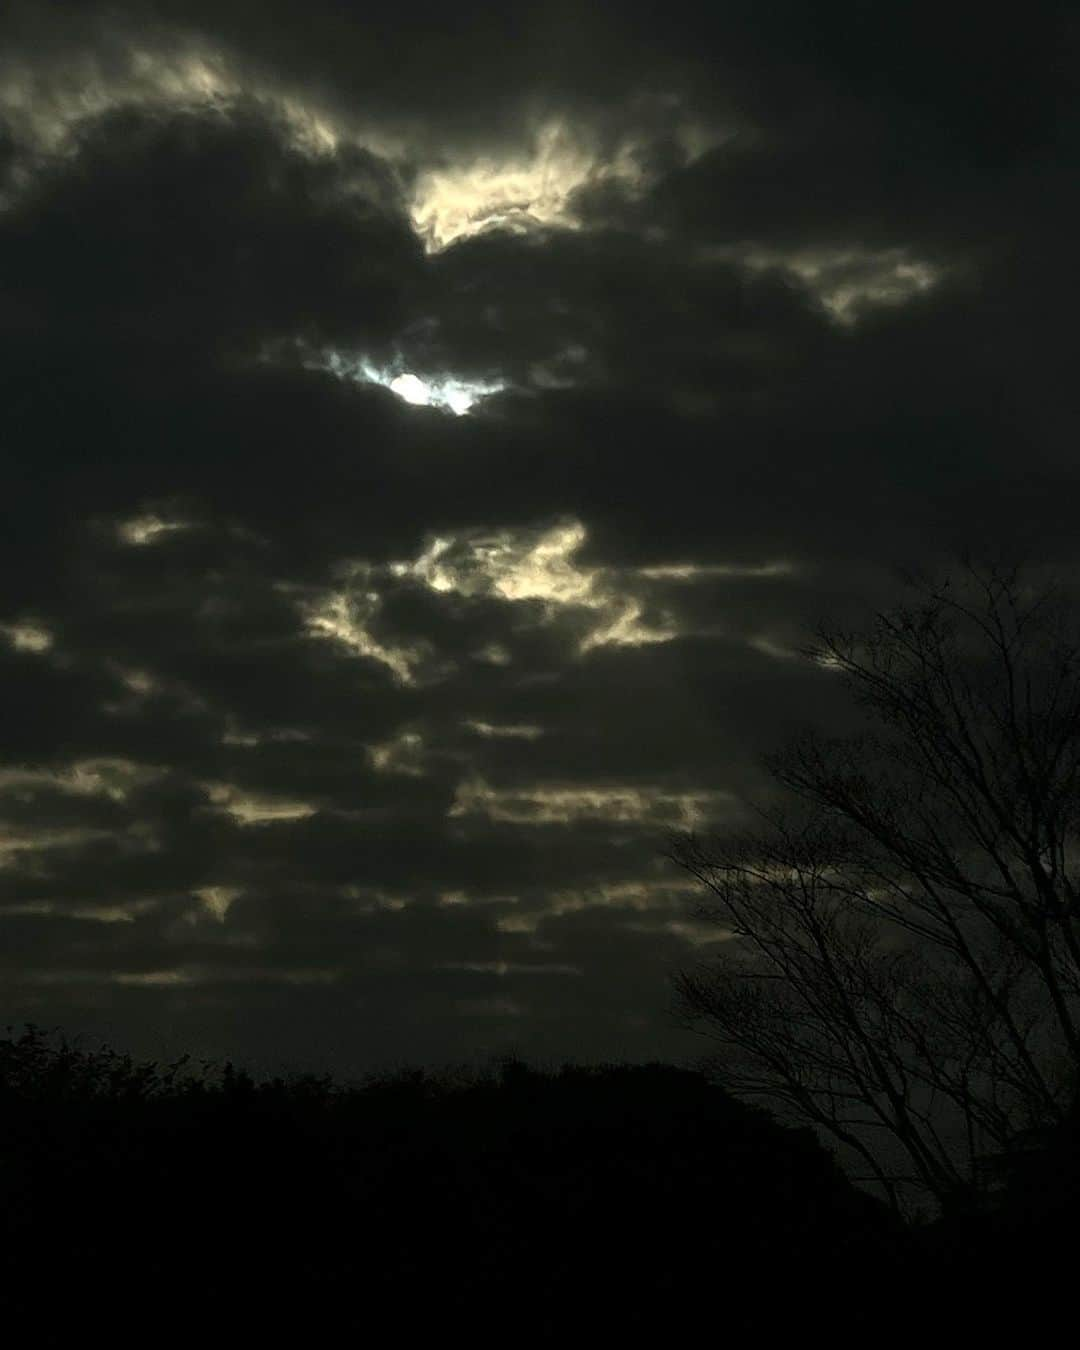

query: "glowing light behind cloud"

left=409, top=113, right=724, bottom=253
left=701, top=244, right=943, bottom=324
left=0, top=39, right=345, bottom=170
left=393, top=521, right=679, bottom=652
left=409, top=119, right=642, bottom=252
left=1, top=34, right=733, bottom=291
left=0, top=31, right=942, bottom=341
left=0, top=35, right=710, bottom=260
left=1, top=621, right=53, bottom=653
left=296, top=583, right=428, bottom=685
left=308, top=349, right=507, bottom=414
left=296, top=520, right=803, bottom=684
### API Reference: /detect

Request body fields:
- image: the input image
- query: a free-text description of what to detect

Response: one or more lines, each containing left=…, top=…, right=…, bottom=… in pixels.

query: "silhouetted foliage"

left=671, top=562, right=1080, bottom=1222
left=0, top=1026, right=917, bottom=1343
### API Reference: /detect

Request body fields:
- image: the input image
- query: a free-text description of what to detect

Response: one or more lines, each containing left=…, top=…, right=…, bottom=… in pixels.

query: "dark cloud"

left=0, top=104, right=416, bottom=354
left=0, top=0, right=1075, bottom=1073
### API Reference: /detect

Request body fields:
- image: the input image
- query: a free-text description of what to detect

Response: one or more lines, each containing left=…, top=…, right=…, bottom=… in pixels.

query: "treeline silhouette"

left=0, top=1024, right=930, bottom=1343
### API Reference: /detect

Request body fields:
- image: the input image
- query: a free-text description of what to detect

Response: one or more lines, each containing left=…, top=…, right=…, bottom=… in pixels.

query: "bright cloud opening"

left=392, top=520, right=679, bottom=652
left=314, top=350, right=507, bottom=415
left=296, top=582, right=428, bottom=685
left=410, top=119, right=619, bottom=252
left=408, top=116, right=713, bottom=253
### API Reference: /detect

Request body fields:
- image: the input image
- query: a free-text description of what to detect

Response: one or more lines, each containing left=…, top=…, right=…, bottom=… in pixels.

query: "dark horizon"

left=1, top=0, right=1077, bottom=1079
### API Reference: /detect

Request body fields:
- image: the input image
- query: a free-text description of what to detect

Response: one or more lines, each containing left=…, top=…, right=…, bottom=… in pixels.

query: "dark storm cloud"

left=0, top=0, right=1076, bottom=1071
left=2, top=107, right=413, bottom=340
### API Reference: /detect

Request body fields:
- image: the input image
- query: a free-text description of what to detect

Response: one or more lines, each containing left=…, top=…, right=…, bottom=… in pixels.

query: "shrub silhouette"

left=0, top=1028, right=918, bottom=1342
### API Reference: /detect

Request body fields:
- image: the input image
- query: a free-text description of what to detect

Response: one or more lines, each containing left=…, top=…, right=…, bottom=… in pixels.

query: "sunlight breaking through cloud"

left=0, top=38, right=346, bottom=177
left=291, top=567, right=434, bottom=685
left=314, top=350, right=507, bottom=415
left=392, top=520, right=679, bottom=653
left=0, top=29, right=720, bottom=270
left=409, top=115, right=719, bottom=253
left=301, top=522, right=801, bottom=680
left=409, top=119, right=641, bottom=252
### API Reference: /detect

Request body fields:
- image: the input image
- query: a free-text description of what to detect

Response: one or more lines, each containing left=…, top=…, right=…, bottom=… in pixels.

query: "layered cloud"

left=0, top=0, right=1074, bottom=1073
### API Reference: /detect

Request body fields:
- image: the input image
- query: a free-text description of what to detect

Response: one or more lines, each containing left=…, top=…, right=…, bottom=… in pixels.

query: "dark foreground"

left=0, top=1028, right=1068, bottom=1343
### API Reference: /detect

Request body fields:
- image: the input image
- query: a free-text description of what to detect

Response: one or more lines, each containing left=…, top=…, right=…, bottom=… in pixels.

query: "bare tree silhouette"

left=670, top=561, right=1080, bottom=1214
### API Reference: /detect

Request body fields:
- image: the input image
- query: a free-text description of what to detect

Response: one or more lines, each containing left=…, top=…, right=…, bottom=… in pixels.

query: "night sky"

left=1, top=1, right=1075, bottom=1077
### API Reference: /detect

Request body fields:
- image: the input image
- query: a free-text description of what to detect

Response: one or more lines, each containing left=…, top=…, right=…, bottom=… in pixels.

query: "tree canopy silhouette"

left=0, top=1027, right=912, bottom=1341
left=671, top=562, right=1080, bottom=1215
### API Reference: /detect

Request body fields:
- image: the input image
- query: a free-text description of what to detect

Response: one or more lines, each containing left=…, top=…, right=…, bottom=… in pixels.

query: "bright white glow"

left=314, top=350, right=507, bottom=415
left=390, top=373, right=430, bottom=405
